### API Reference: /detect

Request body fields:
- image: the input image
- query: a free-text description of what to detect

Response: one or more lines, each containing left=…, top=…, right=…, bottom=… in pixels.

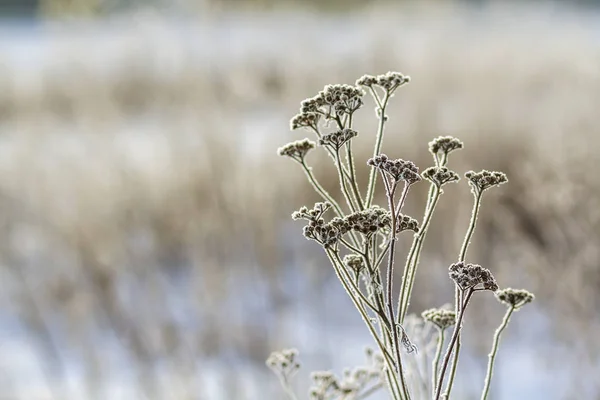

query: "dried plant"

left=269, top=72, right=535, bottom=399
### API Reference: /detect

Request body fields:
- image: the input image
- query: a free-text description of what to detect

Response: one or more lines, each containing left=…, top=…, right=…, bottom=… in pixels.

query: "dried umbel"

left=422, top=308, right=457, bottom=330
left=345, top=206, right=392, bottom=237
left=449, top=262, right=499, bottom=291
left=300, top=84, right=365, bottom=119
left=396, top=214, right=419, bottom=233
left=465, top=170, right=508, bottom=194
left=367, top=154, right=421, bottom=184
left=290, top=111, right=321, bottom=131
left=309, top=348, right=386, bottom=400
left=357, top=71, right=410, bottom=94
left=319, top=128, right=358, bottom=151
left=344, top=254, right=365, bottom=275
left=422, top=166, right=460, bottom=188
left=428, top=136, right=464, bottom=158
left=266, top=348, right=301, bottom=377
left=495, top=288, right=535, bottom=309
left=278, top=139, right=316, bottom=163
left=292, top=202, right=332, bottom=223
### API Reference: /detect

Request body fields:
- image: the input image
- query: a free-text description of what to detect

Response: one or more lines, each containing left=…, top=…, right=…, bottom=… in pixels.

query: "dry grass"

left=1, top=4, right=600, bottom=398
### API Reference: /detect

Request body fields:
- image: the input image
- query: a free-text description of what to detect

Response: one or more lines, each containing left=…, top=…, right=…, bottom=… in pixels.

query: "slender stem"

left=444, top=191, right=484, bottom=398
left=434, top=289, right=474, bottom=400
left=459, top=191, right=482, bottom=263
left=309, top=125, right=352, bottom=180
left=394, top=182, right=411, bottom=219
left=339, top=239, right=364, bottom=256
left=480, top=307, right=515, bottom=400
left=431, top=328, right=445, bottom=398
left=365, top=92, right=390, bottom=208
left=357, top=382, right=384, bottom=400
left=346, top=139, right=365, bottom=210
left=384, top=180, right=411, bottom=400
left=345, top=113, right=365, bottom=211
left=336, top=149, right=359, bottom=212
left=278, top=374, right=298, bottom=400
left=398, top=186, right=441, bottom=322
left=326, top=249, right=401, bottom=398
left=300, top=161, right=344, bottom=218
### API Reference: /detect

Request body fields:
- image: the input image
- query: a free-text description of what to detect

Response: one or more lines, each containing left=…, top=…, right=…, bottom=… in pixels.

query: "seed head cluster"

left=422, top=166, right=460, bottom=187
left=396, top=214, right=419, bottom=233
left=319, top=128, right=358, bottom=151
left=266, top=348, right=300, bottom=377
left=422, top=308, right=457, bottom=330
left=309, top=348, right=384, bottom=400
left=367, top=154, right=421, bottom=184
left=465, top=170, right=508, bottom=194
left=277, top=139, right=316, bottom=162
left=495, top=288, right=535, bottom=310
left=300, top=84, right=364, bottom=118
left=356, top=71, right=410, bottom=93
left=449, top=262, right=498, bottom=291
left=294, top=204, right=392, bottom=248
left=344, top=254, right=365, bottom=275
left=345, top=206, right=392, bottom=236
left=290, top=111, right=321, bottom=131
left=428, top=136, right=464, bottom=158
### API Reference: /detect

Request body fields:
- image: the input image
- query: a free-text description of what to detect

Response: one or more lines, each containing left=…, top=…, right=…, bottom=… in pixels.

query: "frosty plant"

left=269, top=72, right=535, bottom=400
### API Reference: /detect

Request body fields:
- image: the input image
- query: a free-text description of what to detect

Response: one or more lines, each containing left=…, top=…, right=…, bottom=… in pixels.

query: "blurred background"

left=1, top=0, right=600, bottom=399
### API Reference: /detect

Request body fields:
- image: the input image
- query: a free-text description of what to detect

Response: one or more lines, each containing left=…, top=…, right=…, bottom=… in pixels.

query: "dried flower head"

left=290, top=111, right=321, bottom=131
left=428, top=136, right=464, bottom=158
left=292, top=202, right=331, bottom=222
left=293, top=203, right=349, bottom=248
left=301, top=94, right=325, bottom=114
left=465, top=170, right=508, bottom=194
left=449, top=262, right=498, bottom=291
left=305, top=217, right=349, bottom=248
left=422, top=307, right=457, bottom=330
left=345, top=206, right=392, bottom=236
left=422, top=166, right=460, bottom=187
left=355, top=74, right=378, bottom=87
left=396, top=214, right=419, bottom=233
left=496, top=288, right=535, bottom=310
left=367, top=154, right=421, bottom=184
left=266, top=348, right=301, bottom=376
left=357, top=72, right=410, bottom=94
left=319, top=128, right=358, bottom=151
left=344, top=254, right=365, bottom=275
left=310, top=371, right=339, bottom=400
left=278, top=139, right=316, bottom=163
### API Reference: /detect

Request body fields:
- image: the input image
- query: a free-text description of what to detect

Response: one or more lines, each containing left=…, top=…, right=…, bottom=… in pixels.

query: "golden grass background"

left=1, top=3, right=600, bottom=398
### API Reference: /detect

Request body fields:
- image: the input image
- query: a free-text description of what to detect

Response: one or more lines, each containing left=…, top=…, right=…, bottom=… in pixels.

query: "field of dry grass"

left=1, top=3, right=600, bottom=399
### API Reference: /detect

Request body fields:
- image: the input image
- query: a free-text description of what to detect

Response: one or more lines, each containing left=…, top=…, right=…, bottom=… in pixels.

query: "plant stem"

left=336, top=149, right=359, bottom=212
left=434, top=289, right=474, bottom=400
left=365, top=92, right=390, bottom=208
left=459, top=191, right=482, bottom=263
left=345, top=113, right=365, bottom=211
left=325, top=249, right=403, bottom=399
left=300, top=161, right=344, bottom=218
left=480, top=307, right=515, bottom=400
left=444, top=191, right=483, bottom=398
left=309, top=125, right=352, bottom=181
left=278, top=374, right=298, bottom=400
left=397, top=185, right=441, bottom=322
left=431, top=328, right=445, bottom=398
left=384, top=180, right=411, bottom=400
left=346, top=139, right=365, bottom=210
